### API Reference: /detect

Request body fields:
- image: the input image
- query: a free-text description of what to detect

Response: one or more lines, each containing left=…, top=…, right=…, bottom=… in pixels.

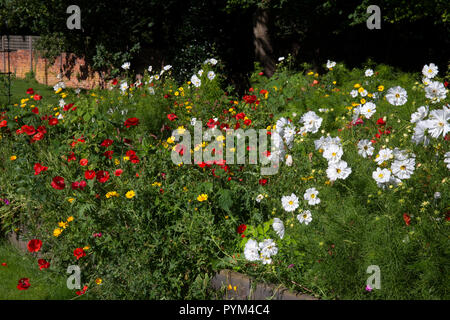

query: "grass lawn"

left=0, top=77, right=64, bottom=107
left=0, top=240, right=79, bottom=300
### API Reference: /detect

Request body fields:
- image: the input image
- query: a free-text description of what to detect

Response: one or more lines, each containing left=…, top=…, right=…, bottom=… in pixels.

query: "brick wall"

left=1, top=50, right=102, bottom=89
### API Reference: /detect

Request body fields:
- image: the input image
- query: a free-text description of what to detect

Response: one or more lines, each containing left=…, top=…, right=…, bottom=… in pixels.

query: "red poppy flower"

left=244, top=119, right=252, bottom=126
left=111, top=78, right=118, bottom=85
left=33, top=94, right=42, bottom=101
left=259, top=178, right=268, bottom=186
left=67, top=152, right=76, bottom=162
left=237, top=224, right=247, bottom=234
left=48, top=118, right=58, bottom=126
left=100, top=139, right=113, bottom=147
left=73, top=248, right=86, bottom=260
left=78, top=180, right=87, bottom=189
left=103, top=150, right=114, bottom=159
left=71, top=181, right=80, bottom=190
left=31, top=107, right=39, bottom=114
left=51, top=176, right=65, bottom=190
left=37, top=126, right=47, bottom=134
left=85, top=170, right=95, bottom=180
left=124, top=117, right=139, bottom=128
left=129, top=154, right=140, bottom=164
left=376, top=118, right=386, bottom=126
left=167, top=113, right=177, bottom=121
left=26, top=88, right=34, bottom=95
left=38, top=259, right=50, bottom=270
left=1, top=262, right=7, bottom=267
left=114, top=169, right=123, bottom=176
left=243, top=95, right=257, bottom=104
left=31, top=132, right=44, bottom=142
left=17, top=278, right=31, bottom=290
left=27, top=239, right=42, bottom=252
left=79, top=158, right=88, bottom=166
left=236, top=112, right=245, bottom=120
left=96, top=170, right=110, bottom=183
left=76, top=285, right=88, bottom=295
left=33, top=163, right=48, bottom=175
left=0, top=120, right=7, bottom=127
left=22, top=125, right=36, bottom=135
left=63, top=103, right=74, bottom=112
left=403, top=213, right=411, bottom=226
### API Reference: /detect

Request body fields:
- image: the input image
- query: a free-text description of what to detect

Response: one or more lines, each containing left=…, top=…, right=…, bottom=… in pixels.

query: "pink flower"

left=365, top=285, right=373, bottom=292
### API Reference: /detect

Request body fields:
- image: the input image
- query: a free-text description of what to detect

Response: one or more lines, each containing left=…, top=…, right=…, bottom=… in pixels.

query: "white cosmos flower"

left=444, top=152, right=450, bottom=170
left=272, top=218, right=285, bottom=239
left=422, top=63, right=438, bottom=78
left=360, top=89, right=368, bottom=97
left=360, top=102, right=377, bottom=119
left=207, top=71, right=215, bottom=80
left=350, top=90, right=359, bottom=98
left=190, top=117, right=197, bottom=126
left=410, top=106, right=429, bottom=123
left=357, top=139, right=374, bottom=158
left=120, top=81, right=128, bottom=93
left=297, top=210, right=312, bottom=225
left=163, top=65, right=172, bottom=71
left=304, top=188, right=320, bottom=206
left=59, top=99, right=66, bottom=108
left=425, top=81, right=447, bottom=103
left=412, top=120, right=430, bottom=145
left=121, top=62, right=130, bottom=70
left=204, top=58, right=218, bottom=65
left=244, top=239, right=260, bottom=261
left=197, top=69, right=204, bottom=76
left=365, top=69, right=374, bottom=77
left=256, top=194, right=264, bottom=203
left=391, top=158, right=415, bottom=180
left=372, top=167, right=391, bottom=183
left=278, top=57, right=285, bottom=62
left=259, top=239, right=278, bottom=264
left=148, top=65, right=152, bottom=72
left=326, top=60, right=336, bottom=69
left=190, top=74, right=201, bottom=88
left=326, top=160, right=352, bottom=181
left=424, top=108, right=449, bottom=138
left=276, top=117, right=290, bottom=135
left=386, top=86, right=408, bottom=106
left=323, top=143, right=343, bottom=164
left=374, top=148, right=393, bottom=165
left=300, top=111, right=323, bottom=133
left=281, top=193, right=299, bottom=212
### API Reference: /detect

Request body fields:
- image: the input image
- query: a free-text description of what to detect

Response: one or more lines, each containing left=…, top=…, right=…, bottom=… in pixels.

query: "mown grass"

left=0, top=240, right=79, bottom=300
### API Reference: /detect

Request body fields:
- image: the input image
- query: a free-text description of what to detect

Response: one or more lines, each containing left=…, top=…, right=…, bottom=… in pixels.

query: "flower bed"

left=0, top=59, right=448, bottom=299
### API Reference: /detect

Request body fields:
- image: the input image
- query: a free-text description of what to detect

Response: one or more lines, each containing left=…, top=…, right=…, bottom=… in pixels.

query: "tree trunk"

left=253, top=7, right=276, bottom=77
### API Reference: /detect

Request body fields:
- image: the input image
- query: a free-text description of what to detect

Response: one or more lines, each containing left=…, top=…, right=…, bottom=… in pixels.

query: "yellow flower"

left=10, top=155, right=17, bottom=161
left=197, top=194, right=208, bottom=202
left=360, top=98, right=366, bottom=104
left=68, top=198, right=75, bottom=203
left=123, top=156, right=130, bottom=161
left=378, top=85, right=384, bottom=92
left=152, top=182, right=162, bottom=187
left=354, top=83, right=361, bottom=88
left=67, top=216, right=74, bottom=222
left=53, top=228, right=62, bottom=237
left=55, top=87, right=62, bottom=94
left=83, top=246, right=90, bottom=250
left=95, top=278, right=103, bottom=285
left=358, top=87, right=365, bottom=93
left=174, top=91, right=179, bottom=96
left=125, top=190, right=135, bottom=199
left=114, top=158, right=120, bottom=165
left=106, top=191, right=119, bottom=198
left=58, top=221, right=68, bottom=229
left=167, top=136, right=175, bottom=144
left=61, top=93, right=68, bottom=98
